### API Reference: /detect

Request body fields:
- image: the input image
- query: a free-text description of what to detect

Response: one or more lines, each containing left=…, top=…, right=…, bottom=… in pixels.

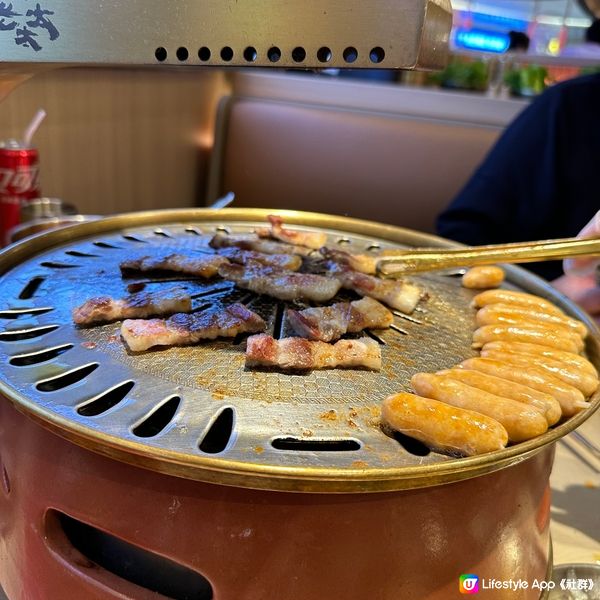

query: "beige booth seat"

left=208, top=72, right=527, bottom=233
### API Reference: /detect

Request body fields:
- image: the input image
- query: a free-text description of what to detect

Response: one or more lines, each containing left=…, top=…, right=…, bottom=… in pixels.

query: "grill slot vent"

left=272, top=303, right=286, bottom=340
left=271, top=438, right=361, bottom=452
left=50, top=511, right=214, bottom=600
left=392, top=432, right=431, bottom=457
left=199, top=407, right=235, bottom=454
left=153, top=229, right=172, bottom=238
left=65, top=250, right=100, bottom=258
left=10, top=344, right=73, bottom=366
left=19, top=276, right=45, bottom=299
left=185, top=227, right=202, bottom=235
left=122, top=235, right=148, bottom=243
left=40, top=262, right=79, bottom=269
left=36, top=363, right=99, bottom=392
left=0, top=325, right=58, bottom=342
left=132, top=396, right=181, bottom=438
left=77, top=381, right=135, bottom=417
left=0, top=307, right=53, bottom=320
left=93, top=241, right=121, bottom=249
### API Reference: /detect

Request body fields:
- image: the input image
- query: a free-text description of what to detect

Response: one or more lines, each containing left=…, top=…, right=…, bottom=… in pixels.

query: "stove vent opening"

left=271, top=438, right=361, bottom=452
left=392, top=432, right=431, bottom=457
left=132, top=395, right=181, bottom=438
left=0, top=324, right=58, bottom=342
left=198, top=407, right=235, bottom=454
left=48, top=510, right=213, bottom=600
left=77, top=381, right=135, bottom=417
left=36, top=363, right=99, bottom=392
left=18, top=276, right=45, bottom=299
left=9, top=344, right=73, bottom=366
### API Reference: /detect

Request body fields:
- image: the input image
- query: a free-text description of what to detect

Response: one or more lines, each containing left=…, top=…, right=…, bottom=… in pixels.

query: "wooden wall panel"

left=0, top=68, right=229, bottom=216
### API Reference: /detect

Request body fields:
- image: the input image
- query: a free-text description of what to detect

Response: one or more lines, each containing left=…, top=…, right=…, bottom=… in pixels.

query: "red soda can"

left=0, top=140, right=41, bottom=246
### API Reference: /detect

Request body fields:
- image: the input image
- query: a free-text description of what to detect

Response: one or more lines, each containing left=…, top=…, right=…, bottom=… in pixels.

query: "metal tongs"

left=376, top=236, right=600, bottom=278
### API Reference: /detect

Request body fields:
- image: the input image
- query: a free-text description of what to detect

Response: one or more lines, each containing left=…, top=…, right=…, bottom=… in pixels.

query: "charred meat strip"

left=320, top=248, right=378, bottom=275
left=256, top=215, right=327, bottom=250
left=245, top=334, right=381, bottom=371
left=287, top=297, right=393, bottom=342
left=337, top=271, right=421, bottom=314
left=121, top=303, right=266, bottom=352
left=215, top=246, right=302, bottom=271
left=209, top=232, right=313, bottom=257
left=73, top=287, right=192, bottom=326
left=218, top=263, right=341, bottom=303
left=120, top=253, right=228, bottom=278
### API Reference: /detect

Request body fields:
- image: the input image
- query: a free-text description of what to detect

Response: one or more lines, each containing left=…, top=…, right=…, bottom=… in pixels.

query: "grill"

left=1, top=208, right=599, bottom=493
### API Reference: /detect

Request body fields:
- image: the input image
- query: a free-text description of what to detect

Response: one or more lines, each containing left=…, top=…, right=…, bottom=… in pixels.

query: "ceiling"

left=451, top=0, right=592, bottom=27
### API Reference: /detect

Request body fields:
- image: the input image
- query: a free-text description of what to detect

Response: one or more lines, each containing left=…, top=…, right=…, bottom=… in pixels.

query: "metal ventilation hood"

left=0, top=0, right=452, bottom=72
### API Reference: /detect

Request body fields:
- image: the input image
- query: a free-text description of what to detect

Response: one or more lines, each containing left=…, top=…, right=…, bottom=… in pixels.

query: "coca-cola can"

left=0, top=140, right=41, bottom=246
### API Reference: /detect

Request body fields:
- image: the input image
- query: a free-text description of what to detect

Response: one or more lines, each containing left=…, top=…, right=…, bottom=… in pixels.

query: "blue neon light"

left=454, top=28, right=510, bottom=53
left=463, top=11, right=529, bottom=32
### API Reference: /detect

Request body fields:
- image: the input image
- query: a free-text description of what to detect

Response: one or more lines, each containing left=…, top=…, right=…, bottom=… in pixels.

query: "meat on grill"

left=209, top=232, right=313, bottom=257
left=215, top=246, right=302, bottom=271
left=121, top=303, right=266, bottom=352
left=245, top=334, right=382, bottom=371
left=256, top=215, right=327, bottom=250
left=73, top=287, right=192, bottom=326
left=218, top=262, right=341, bottom=303
left=120, top=253, right=229, bottom=278
left=337, top=270, right=422, bottom=314
left=287, top=297, right=393, bottom=342
left=320, top=248, right=379, bottom=274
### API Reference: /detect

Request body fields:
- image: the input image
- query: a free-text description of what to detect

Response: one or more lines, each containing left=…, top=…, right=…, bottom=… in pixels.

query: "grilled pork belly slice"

left=245, top=334, right=381, bottom=371
left=320, top=248, right=378, bottom=275
left=218, top=262, right=341, bottom=303
left=121, top=303, right=266, bottom=352
left=120, top=253, right=228, bottom=278
left=216, top=246, right=302, bottom=271
left=209, top=232, right=313, bottom=257
left=256, top=215, right=327, bottom=250
left=287, top=297, right=393, bottom=342
left=337, top=271, right=421, bottom=314
left=73, top=287, right=192, bottom=326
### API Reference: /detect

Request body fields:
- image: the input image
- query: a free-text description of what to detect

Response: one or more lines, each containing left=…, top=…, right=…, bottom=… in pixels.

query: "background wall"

left=0, top=68, right=229, bottom=216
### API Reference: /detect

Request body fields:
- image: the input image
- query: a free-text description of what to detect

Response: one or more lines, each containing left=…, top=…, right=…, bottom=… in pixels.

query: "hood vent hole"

left=393, top=432, right=431, bottom=457
left=133, top=396, right=181, bottom=438
left=36, top=363, right=99, bottom=392
left=271, top=438, right=361, bottom=452
left=10, top=344, right=73, bottom=366
left=19, top=276, right=45, bottom=299
left=199, top=408, right=235, bottom=454
left=77, top=381, right=135, bottom=417
left=0, top=324, right=58, bottom=342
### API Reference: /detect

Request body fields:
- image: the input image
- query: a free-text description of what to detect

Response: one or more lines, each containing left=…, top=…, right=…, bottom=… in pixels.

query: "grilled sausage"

left=481, top=341, right=598, bottom=377
left=460, top=357, right=589, bottom=417
left=475, top=303, right=587, bottom=338
left=472, top=289, right=565, bottom=315
left=462, top=266, right=505, bottom=289
left=439, top=368, right=561, bottom=426
left=381, top=392, right=508, bottom=457
left=480, top=349, right=599, bottom=397
left=411, top=373, right=548, bottom=442
left=472, top=324, right=583, bottom=353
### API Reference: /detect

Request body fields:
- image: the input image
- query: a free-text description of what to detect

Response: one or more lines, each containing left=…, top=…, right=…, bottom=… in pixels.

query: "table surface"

left=551, top=405, right=600, bottom=565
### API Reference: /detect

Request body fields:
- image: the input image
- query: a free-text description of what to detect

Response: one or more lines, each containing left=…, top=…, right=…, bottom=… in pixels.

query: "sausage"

left=472, top=289, right=565, bottom=315
left=475, top=303, right=587, bottom=338
left=462, top=266, right=505, bottom=289
left=460, top=357, right=589, bottom=417
left=480, top=349, right=599, bottom=397
left=439, top=368, right=561, bottom=426
left=381, top=392, right=508, bottom=457
left=472, top=324, right=583, bottom=354
left=481, top=341, right=598, bottom=377
left=411, top=373, right=548, bottom=442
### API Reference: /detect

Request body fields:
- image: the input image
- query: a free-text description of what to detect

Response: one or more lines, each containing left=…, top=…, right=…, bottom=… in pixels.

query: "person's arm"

left=553, top=210, right=600, bottom=321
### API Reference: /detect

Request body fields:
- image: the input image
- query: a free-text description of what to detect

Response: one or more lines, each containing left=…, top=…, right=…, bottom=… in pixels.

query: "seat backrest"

left=209, top=73, right=525, bottom=233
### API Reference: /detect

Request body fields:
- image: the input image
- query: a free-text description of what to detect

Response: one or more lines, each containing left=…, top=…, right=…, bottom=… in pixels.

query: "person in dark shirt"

left=436, top=73, right=600, bottom=283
